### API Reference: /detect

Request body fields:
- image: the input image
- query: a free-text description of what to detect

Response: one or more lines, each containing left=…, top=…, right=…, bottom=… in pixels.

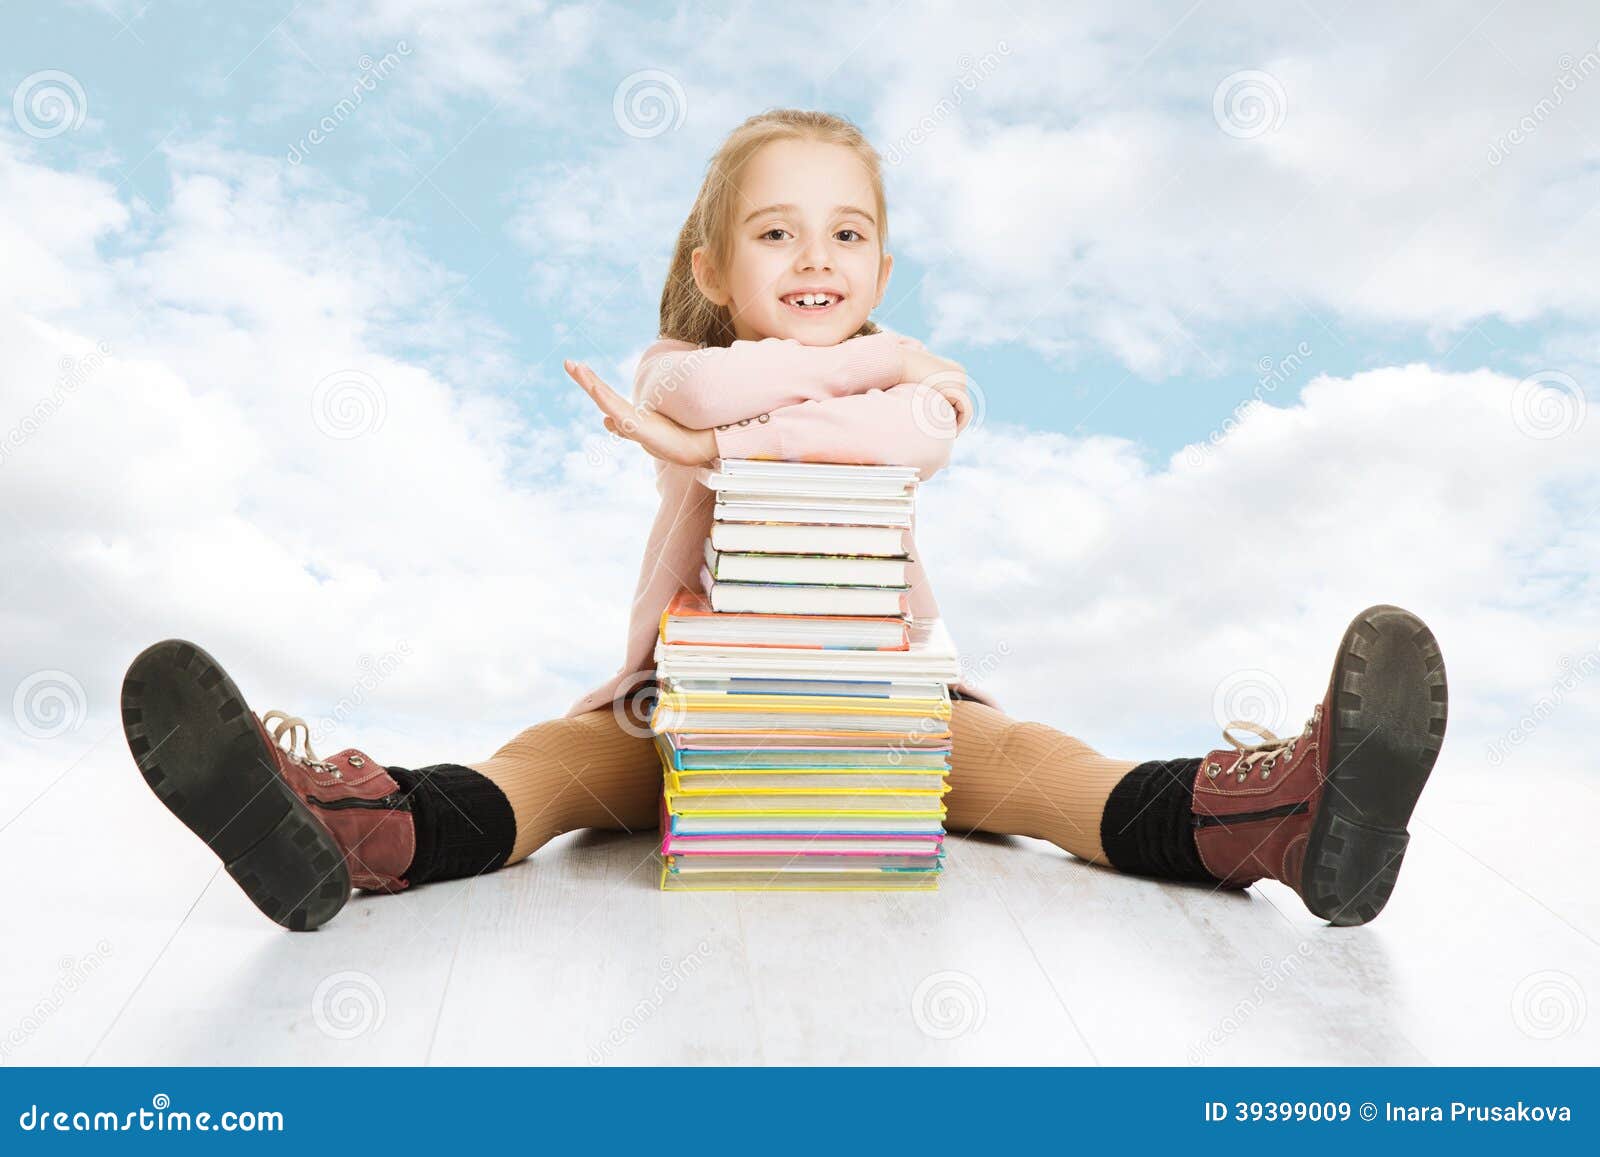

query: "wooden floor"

left=3, top=737, right=1596, bottom=1066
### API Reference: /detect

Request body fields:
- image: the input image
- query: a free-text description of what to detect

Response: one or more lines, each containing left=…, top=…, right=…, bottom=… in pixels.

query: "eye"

left=836, top=228, right=864, bottom=242
left=760, top=227, right=790, bottom=241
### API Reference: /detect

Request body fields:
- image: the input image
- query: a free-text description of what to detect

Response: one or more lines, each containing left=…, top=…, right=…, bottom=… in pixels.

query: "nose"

left=796, top=233, right=833, bottom=272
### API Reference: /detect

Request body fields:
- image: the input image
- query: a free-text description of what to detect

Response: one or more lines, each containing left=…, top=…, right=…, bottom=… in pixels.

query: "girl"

left=120, top=109, right=1448, bottom=933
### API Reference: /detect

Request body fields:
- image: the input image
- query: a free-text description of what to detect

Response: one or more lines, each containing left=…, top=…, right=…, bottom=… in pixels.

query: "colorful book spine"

left=653, top=459, right=955, bottom=893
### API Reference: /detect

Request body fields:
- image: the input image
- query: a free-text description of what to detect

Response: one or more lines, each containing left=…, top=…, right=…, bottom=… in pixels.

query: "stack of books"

left=650, top=459, right=959, bottom=892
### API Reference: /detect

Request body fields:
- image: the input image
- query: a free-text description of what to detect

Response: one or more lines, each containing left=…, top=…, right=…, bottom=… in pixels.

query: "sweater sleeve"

left=633, top=330, right=909, bottom=428
left=711, top=382, right=960, bottom=482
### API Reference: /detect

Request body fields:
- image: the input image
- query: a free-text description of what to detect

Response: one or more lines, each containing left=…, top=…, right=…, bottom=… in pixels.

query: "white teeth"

left=789, top=293, right=834, bottom=308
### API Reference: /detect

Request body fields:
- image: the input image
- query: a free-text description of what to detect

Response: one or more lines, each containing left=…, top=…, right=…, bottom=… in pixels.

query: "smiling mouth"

left=781, top=291, right=844, bottom=313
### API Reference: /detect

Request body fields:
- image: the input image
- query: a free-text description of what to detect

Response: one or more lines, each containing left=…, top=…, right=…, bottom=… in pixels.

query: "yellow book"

left=660, top=860, right=941, bottom=892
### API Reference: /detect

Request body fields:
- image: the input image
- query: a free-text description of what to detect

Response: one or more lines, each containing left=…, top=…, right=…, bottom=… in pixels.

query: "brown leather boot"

left=1190, top=605, right=1448, bottom=926
left=121, top=639, right=416, bottom=931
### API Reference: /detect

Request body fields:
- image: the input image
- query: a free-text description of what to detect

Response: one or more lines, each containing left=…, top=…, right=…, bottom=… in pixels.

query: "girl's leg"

left=943, top=604, right=1449, bottom=927
left=944, top=698, right=1135, bottom=867
left=467, top=707, right=662, bottom=866
left=121, top=637, right=662, bottom=930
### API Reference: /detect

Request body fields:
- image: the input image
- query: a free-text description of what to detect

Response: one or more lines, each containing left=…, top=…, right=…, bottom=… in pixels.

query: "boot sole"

left=1301, top=605, right=1448, bottom=926
left=121, top=639, right=350, bottom=931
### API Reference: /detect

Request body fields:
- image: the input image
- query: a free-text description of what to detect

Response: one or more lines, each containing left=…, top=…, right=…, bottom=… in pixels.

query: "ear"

left=691, top=246, right=731, bottom=307
left=872, top=250, right=894, bottom=309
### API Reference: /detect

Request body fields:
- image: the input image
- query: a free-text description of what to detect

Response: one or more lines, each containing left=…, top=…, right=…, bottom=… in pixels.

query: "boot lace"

left=1211, top=704, right=1322, bottom=783
left=261, top=709, right=342, bottom=777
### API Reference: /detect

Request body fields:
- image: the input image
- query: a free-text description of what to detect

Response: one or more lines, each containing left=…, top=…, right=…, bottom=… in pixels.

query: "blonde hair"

left=660, top=109, right=887, bottom=348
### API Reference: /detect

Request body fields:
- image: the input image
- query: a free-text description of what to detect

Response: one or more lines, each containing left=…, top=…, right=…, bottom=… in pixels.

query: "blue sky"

left=2, top=0, right=1597, bottom=766
left=9, top=0, right=1593, bottom=460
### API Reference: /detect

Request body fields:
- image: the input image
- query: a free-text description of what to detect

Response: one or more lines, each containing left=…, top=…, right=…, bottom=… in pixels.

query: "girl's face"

left=692, top=137, right=892, bottom=345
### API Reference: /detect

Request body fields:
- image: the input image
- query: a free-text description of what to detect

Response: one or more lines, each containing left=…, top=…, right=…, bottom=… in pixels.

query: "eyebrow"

left=742, top=202, right=876, bottom=226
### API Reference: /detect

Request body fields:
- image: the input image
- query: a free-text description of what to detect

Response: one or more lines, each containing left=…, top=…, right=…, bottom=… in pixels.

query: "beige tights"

left=469, top=700, right=1135, bottom=869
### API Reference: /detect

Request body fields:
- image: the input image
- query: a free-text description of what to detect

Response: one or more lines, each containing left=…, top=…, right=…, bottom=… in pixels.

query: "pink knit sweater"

left=565, top=327, right=1001, bottom=717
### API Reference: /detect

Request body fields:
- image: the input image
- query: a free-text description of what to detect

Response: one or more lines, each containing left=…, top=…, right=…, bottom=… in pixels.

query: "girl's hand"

left=901, top=347, right=975, bottom=433
left=567, top=359, right=718, bottom=466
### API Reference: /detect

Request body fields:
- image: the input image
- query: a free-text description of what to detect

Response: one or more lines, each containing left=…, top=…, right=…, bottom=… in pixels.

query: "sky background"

left=2, top=0, right=1597, bottom=789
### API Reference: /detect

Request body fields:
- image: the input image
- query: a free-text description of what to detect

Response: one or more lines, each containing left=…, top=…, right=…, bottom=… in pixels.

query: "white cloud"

left=919, top=362, right=1600, bottom=768
left=0, top=129, right=655, bottom=767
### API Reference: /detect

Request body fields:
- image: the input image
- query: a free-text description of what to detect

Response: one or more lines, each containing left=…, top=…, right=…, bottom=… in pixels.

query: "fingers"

left=945, top=397, right=966, bottom=431
left=567, top=358, right=636, bottom=426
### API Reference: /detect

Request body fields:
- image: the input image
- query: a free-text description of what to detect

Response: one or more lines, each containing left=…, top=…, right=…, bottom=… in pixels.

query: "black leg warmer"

left=1098, top=756, right=1221, bottom=883
left=387, top=763, right=517, bottom=886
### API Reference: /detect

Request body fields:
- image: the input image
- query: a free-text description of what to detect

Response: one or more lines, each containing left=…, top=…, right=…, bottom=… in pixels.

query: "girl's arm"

left=710, top=382, right=962, bottom=481
left=634, top=331, right=916, bottom=428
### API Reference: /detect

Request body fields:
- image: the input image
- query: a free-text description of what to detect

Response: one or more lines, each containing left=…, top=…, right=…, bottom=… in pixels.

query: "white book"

left=710, top=521, right=907, bottom=556
left=714, top=496, right=913, bottom=529
left=700, top=563, right=909, bottom=616
left=698, top=463, right=915, bottom=500
left=703, top=538, right=910, bottom=587
left=715, top=458, right=919, bottom=482
left=656, top=618, right=961, bottom=681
